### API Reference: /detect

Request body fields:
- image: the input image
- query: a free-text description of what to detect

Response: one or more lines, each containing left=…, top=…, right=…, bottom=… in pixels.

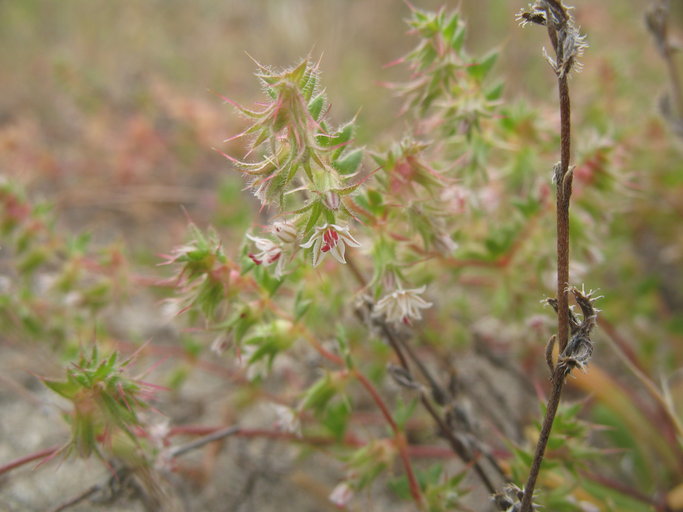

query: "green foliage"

left=42, top=345, right=153, bottom=459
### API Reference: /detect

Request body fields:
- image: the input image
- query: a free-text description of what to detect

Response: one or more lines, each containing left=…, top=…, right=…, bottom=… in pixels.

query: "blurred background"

left=1, top=0, right=672, bottom=249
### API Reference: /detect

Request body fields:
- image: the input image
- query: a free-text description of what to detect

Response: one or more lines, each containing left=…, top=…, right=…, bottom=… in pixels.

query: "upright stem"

left=556, top=74, right=572, bottom=354
left=520, top=32, right=575, bottom=512
left=520, top=368, right=566, bottom=511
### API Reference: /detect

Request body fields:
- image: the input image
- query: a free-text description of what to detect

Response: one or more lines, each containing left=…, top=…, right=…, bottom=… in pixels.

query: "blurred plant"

left=0, top=178, right=130, bottom=348
left=646, top=0, right=683, bottom=135
left=41, top=345, right=155, bottom=460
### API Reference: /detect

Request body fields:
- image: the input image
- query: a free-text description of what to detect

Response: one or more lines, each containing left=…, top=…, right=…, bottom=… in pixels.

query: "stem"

left=354, top=369, right=425, bottom=509
left=169, top=425, right=240, bottom=458
left=521, top=5, right=575, bottom=509
left=555, top=74, right=572, bottom=355
left=0, top=445, right=59, bottom=476
left=520, top=369, right=566, bottom=511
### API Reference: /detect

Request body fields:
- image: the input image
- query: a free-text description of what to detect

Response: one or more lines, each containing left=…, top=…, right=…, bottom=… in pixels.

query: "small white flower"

left=374, top=285, right=433, bottom=325
left=300, top=224, right=361, bottom=267
left=329, top=482, right=354, bottom=507
left=246, top=234, right=287, bottom=278
left=272, top=404, right=301, bottom=436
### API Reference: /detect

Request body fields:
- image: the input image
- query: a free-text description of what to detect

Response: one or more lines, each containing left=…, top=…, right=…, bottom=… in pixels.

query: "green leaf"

left=332, top=148, right=364, bottom=174
left=299, top=373, right=338, bottom=413
left=467, top=51, right=498, bottom=82
left=393, top=398, right=418, bottom=430
left=43, top=378, right=80, bottom=399
left=308, top=93, right=325, bottom=121
left=322, top=400, right=351, bottom=440
left=450, top=25, right=466, bottom=52
left=485, top=81, right=504, bottom=101
left=442, top=13, right=460, bottom=45
left=303, top=201, right=323, bottom=235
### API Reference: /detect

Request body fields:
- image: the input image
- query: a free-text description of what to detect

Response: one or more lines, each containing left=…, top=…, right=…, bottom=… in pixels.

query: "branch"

left=517, top=1, right=588, bottom=510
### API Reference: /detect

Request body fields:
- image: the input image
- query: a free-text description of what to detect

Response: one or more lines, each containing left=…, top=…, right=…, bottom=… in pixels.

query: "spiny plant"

left=41, top=345, right=155, bottom=460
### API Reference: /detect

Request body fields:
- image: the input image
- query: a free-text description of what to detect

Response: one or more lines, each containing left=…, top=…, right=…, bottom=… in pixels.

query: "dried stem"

left=520, top=1, right=582, bottom=510
left=520, top=367, right=566, bottom=511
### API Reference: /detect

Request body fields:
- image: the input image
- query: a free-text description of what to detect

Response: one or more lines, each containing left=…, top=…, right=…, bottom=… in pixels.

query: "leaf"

left=332, top=148, right=364, bottom=174
left=442, top=13, right=460, bottom=45
left=322, top=400, right=351, bottom=440
left=485, top=81, right=504, bottom=101
left=467, top=51, right=498, bottom=82
left=303, top=201, right=323, bottom=235
left=299, top=373, right=337, bottom=413
left=450, top=25, right=466, bottom=52
left=308, top=93, right=325, bottom=121
left=43, top=378, right=80, bottom=399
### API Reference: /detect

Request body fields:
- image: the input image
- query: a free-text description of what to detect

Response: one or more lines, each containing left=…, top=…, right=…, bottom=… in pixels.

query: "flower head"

left=300, top=224, right=360, bottom=267
left=374, top=285, right=433, bottom=325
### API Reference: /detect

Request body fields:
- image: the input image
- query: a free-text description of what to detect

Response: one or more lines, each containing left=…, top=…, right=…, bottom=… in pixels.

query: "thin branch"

left=169, top=424, right=241, bottom=458
left=48, top=467, right=129, bottom=512
left=0, top=446, right=59, bottom=476
left=519, top=1, right=586, bottom=510
left=520, top=367, right=566, bottom=511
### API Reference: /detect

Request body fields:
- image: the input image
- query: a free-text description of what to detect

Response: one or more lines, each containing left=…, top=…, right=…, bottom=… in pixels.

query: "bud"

left=323, top=191, right=340, bottom=211
left=270, top=221, right=298, bottom=245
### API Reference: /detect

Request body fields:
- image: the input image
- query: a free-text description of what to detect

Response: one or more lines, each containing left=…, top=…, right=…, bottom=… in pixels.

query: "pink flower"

left=300, top=224, right=361, bottom=267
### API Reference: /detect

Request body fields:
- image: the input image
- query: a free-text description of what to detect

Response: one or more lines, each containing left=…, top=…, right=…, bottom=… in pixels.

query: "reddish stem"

left=0, top=446, right=59, bottom=476
left=353, top=369, right=425, bottom=509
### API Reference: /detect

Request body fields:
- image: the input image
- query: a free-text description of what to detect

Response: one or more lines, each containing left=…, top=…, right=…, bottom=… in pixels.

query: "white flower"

left=329, top=482, right=354, bottom=507
left=374, top=285, right=433, bottom=325
left=300, top=224, right=361, bottom=267
left=246, top=234, right=286, bottom=278
left=272, top=404, right=301, bottom=436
